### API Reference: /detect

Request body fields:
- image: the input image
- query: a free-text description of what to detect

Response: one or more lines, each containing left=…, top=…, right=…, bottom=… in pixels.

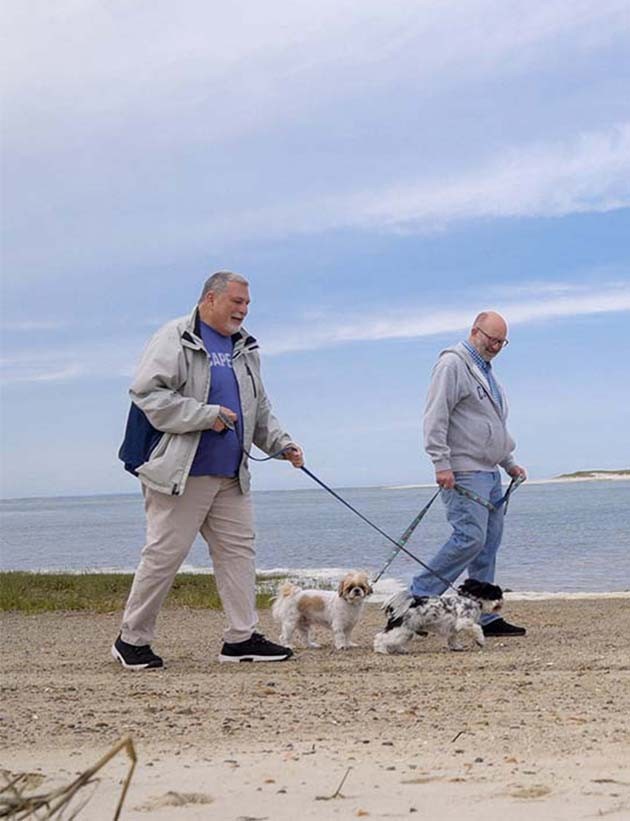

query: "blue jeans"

left=410, top=470, right=504, bottom=624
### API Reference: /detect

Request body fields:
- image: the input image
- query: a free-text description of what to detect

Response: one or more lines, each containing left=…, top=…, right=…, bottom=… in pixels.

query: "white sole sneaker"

left=217, top=653, right=292, bottom=663
left=111, top=642, right=163, bottom=670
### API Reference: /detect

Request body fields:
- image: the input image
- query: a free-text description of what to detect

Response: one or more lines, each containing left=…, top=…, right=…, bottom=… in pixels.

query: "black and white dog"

left=373, top=578, right=504, bottom=653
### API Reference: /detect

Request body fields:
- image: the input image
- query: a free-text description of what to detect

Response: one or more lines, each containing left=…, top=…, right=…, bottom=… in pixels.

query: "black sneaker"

left=482, top=618, right=527, bottom=637
left=111, top=634, right=164, bottom=669
left=218, top=632, right=293, bottom=663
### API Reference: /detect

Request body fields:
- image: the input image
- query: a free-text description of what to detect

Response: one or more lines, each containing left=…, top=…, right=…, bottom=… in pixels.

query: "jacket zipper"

left=244, top=362, right=257, bottom=397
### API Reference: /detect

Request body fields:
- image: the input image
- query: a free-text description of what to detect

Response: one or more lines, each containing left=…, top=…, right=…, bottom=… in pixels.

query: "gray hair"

left=199, top=270, right=249, bottom=302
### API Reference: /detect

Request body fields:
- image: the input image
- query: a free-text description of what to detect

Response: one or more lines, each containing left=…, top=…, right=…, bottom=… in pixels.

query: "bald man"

left=410, top=311, right=527, bottom=636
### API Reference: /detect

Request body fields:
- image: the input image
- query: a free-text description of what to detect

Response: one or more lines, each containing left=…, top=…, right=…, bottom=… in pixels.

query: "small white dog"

left=373, top=578, right=504, bottom=654
left=272, top=571, right=373, bottom=650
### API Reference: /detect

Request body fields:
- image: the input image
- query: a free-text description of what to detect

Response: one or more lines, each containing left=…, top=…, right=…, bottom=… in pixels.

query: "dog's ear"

left=337, top=578, right=346, bottom=597
left=459, top=578, right=481, bottom=597
left=356, top=572, right=373, bottom=595
left=489, top=583, right=504, bottom=599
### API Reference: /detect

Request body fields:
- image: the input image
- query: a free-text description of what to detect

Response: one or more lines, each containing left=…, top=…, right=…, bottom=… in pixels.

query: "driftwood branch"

left=0, top=736, right=137, bottom=820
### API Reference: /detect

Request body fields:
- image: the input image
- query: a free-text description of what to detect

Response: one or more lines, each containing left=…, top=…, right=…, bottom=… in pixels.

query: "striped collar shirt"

left=463, top=340, right=503, bottom=410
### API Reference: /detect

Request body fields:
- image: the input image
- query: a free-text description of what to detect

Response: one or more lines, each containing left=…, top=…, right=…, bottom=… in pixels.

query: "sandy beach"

left=2, top=597, right=630, bottom=819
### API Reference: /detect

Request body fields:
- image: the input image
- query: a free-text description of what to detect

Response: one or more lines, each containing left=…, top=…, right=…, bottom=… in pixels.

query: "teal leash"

left=299, top=466, right=459, bottom=593
left=232, top=417, right=509, bottom=588
left=453, top=476, right=525, bottom=514
left=372, top=489, right=441, bottom=583
left=496, top=474, right=526, bottom=514
left=371, top=483, right=499, bottom=582
left=453, top=483, right=496, bottom=512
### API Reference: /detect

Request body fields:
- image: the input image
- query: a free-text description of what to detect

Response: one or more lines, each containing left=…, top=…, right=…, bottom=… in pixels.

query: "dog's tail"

left=382, top=590, right=415, bottom=621
left=275, top=581, right=301, bottom=599
left=271, top=581, right=301, bottom=621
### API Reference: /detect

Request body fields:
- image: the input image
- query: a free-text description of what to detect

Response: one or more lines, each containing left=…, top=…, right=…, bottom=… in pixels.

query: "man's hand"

left=211, top=406, right=237, bottom=432
left=436, top=469, right=455, bottom=489
left=283, top=444, right=304, bottom=468
left=508, top=465, right=527, bottom=480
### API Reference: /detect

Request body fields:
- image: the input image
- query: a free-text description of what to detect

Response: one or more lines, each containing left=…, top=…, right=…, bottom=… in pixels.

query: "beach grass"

left=0, top=572, right=281, bottom=614
left=556, top=468, right=629, bottom=478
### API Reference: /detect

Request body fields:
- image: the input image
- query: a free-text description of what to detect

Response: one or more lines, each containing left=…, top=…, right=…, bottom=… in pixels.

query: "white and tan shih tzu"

left=272, top=571, right=373, bottom=650
left=373, top=578, right=504, bottom=654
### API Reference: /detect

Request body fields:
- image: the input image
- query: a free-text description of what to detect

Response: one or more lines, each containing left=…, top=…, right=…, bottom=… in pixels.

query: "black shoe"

left=482, top=618, right=527, bottom=637
left=111, top=634, right=164, bottom=669
left=218, top=631, right=294, bottom=663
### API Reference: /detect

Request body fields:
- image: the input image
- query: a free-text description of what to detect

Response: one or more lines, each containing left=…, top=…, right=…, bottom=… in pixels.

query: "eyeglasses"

left=474, top=327, right=509, bottom=348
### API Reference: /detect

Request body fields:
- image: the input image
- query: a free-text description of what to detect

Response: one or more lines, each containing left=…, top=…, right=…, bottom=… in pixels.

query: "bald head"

left=469, top=311, right=509, bottom=361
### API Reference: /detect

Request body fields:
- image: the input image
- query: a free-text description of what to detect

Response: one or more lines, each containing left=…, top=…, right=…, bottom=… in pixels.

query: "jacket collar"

left=180, top=306, right=258, bottom=355
left=443, top=342, right=504, bottom=415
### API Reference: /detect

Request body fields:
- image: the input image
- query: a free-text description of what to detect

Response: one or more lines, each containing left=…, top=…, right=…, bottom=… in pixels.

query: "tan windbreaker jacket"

left=129, top=307, right=294, bottom=495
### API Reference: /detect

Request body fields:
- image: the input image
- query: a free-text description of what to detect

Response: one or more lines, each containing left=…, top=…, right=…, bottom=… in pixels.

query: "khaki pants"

left=121, top=476, right=257, bottom=645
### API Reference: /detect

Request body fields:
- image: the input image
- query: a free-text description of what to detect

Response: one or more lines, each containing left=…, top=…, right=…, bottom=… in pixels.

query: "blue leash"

left=299, top=466, right=459, bottom=592
left=239, top=431, right=451, bottom=585
left=229, top=417, right=522, bottom=586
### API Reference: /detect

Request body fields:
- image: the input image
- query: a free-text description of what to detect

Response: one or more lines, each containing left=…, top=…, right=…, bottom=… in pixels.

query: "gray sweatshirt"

left=423, top=342, right=517, bottom=473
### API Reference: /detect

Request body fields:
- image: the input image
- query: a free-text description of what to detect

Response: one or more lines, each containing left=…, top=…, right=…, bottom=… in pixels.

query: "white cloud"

left=4, top=0, right=627, bottom=128
left=0, top=320, right=67, bottom=332
left=3, top=280, right=627, bottom=383
left=6, top=365, right=85, bottom=384
left=3, top=1, right=629, bottom=280
left=357, top=125, right=630, bottom=227
left=205, top=123, right=630, bottom=241
left=261, top=281, right=630, bottom=354
left=0, top=340, right=141, bottom=385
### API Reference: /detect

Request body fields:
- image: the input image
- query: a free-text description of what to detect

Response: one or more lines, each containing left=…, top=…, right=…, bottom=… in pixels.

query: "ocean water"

left=1, top=481, right=629, bottom=594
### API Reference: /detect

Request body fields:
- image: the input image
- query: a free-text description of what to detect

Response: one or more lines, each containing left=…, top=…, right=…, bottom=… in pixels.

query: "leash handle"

left=227, top=415, right=291, bottom=462
left=372, top=488, right=441, bottom=583
left=217, top=410, right=236, bottom=430
left=497, top=474, right=526, bottom=514
left=300, top=466, right=458, bottom=593
left=243, top=446, right=290, bottom=462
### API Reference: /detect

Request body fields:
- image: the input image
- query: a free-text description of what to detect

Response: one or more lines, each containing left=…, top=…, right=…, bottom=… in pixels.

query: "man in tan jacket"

left=114, top=271, right=303, bottom=668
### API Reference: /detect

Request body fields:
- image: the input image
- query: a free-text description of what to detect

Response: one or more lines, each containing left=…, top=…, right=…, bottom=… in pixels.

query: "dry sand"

left=2, top=597, right=630, bottom=819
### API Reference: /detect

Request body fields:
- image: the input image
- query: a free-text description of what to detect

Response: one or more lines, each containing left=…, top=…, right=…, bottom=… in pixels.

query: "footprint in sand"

left=509, top=784, right=552, bottom=799
left=134, top=791, right=214, bottom=811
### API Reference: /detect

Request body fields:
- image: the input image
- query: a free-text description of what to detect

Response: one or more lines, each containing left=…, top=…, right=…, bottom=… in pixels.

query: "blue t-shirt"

left=189, top=322, right=243, bottom=477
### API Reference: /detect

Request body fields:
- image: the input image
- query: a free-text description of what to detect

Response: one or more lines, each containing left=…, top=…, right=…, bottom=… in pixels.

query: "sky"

left=1, top=0, right=630, bottom=499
